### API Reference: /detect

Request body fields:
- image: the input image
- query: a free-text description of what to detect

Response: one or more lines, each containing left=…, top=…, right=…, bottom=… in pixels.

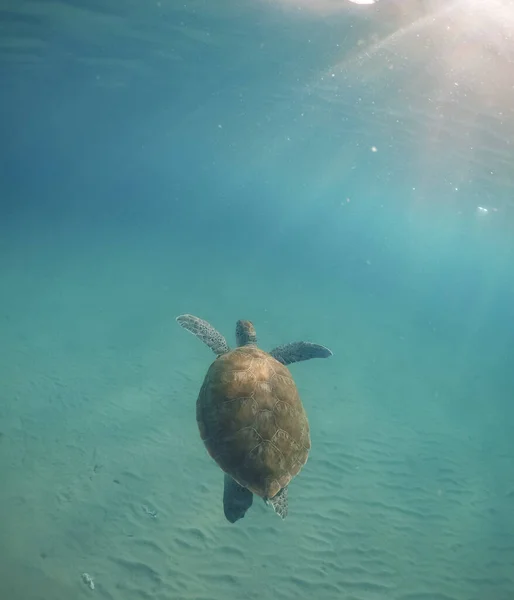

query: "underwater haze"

left=1, top=0, right=514, bottom=598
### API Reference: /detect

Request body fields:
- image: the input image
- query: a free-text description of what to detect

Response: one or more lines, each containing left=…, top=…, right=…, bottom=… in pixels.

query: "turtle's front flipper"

left=270, top=342, right=333, bottom=366
left=176, top=314, right=230, bottom=356
left=267, top=486, right=288, bottom=519
left=223, top=474, right=253, bottom=523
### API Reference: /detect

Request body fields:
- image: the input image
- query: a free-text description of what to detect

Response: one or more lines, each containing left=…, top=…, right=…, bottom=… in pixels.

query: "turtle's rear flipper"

left=223, top=474, right=253, bottom=523
left=267, top=486, right=288, bottom=519
left=270, top=342, right=332, bottom=366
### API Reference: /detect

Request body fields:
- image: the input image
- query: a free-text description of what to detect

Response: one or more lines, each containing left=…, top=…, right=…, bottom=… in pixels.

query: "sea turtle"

left=176, top=313, right=332, bottom=523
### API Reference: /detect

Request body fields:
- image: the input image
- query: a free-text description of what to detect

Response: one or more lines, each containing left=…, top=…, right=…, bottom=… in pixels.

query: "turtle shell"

left=196, top=345, right=311, bottom=499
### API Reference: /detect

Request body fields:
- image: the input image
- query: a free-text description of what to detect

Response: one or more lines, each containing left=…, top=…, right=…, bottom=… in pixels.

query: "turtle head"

left=236, top=320, right=257, bottom=347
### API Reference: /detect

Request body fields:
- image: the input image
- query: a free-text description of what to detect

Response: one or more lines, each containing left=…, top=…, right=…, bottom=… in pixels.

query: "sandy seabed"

left=1, top=224, right=513, bottom=600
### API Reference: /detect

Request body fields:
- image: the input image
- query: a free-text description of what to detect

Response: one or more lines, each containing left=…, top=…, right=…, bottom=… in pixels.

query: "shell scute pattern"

left=196, top=345, right=311, bottom=498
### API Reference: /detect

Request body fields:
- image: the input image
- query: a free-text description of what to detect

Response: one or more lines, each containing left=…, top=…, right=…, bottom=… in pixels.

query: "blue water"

left=1, top=1, right=514, bottom=599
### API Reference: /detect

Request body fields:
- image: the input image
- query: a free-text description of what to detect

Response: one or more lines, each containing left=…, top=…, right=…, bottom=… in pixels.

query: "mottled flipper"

left=268, top=486, right=288, bottom=519
left=176, top=314, right=230, bottom=356
left=270, top=342, right=333, bottom=365
left=223, top=474, right=253, bottom=523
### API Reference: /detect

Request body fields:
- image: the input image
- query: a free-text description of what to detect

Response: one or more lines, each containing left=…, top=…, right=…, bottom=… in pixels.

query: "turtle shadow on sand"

left=176, top=314, right=333, bottom=523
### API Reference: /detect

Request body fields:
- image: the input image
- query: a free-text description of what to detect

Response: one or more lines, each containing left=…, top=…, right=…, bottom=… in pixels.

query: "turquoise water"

left=1, top=1, right=514, bottom=599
